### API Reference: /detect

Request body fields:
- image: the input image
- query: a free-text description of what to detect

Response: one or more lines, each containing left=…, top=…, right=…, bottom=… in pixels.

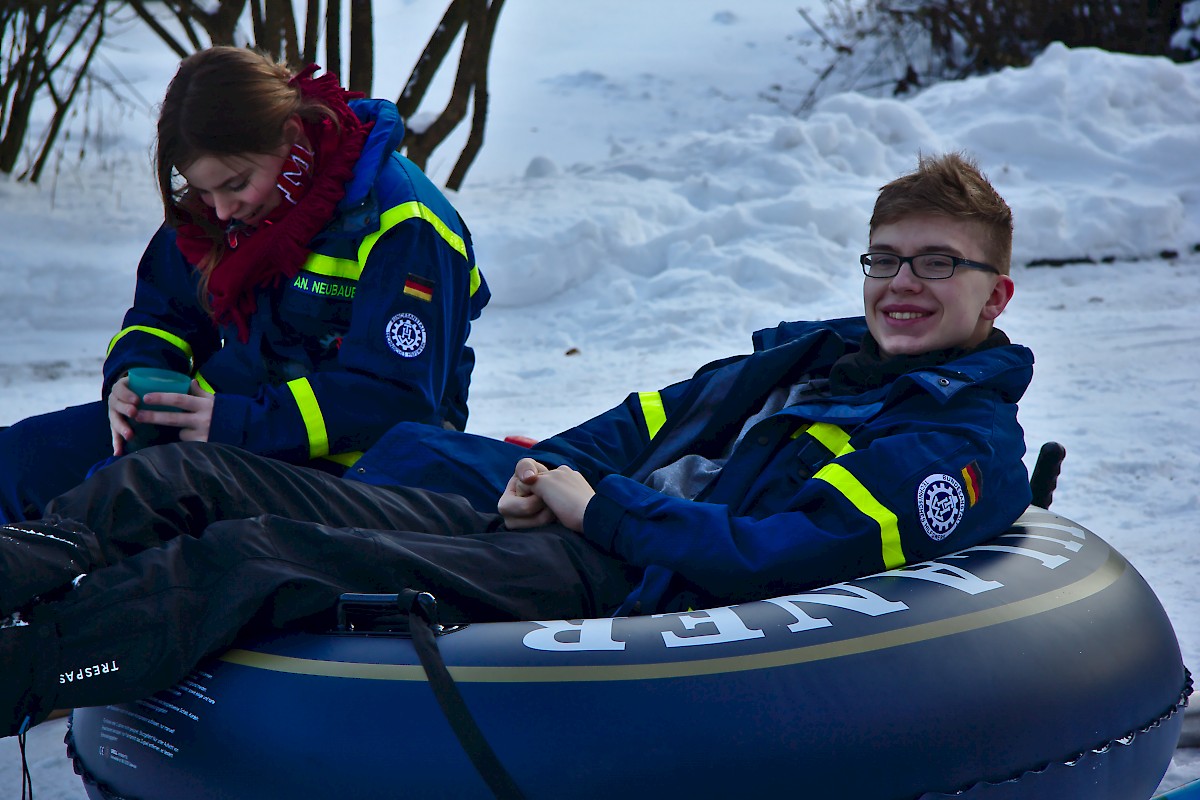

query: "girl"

left=0, top=46, right=490, bottom=521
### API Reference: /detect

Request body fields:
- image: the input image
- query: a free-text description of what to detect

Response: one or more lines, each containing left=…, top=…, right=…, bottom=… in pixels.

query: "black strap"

left=401, top=590, right=526, bottom=800
left=19, top=725, right=33, bottom=800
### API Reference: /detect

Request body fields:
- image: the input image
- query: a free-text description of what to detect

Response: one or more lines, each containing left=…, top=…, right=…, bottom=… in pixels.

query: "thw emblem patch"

left=917, top=473, right=966, bottom=541
left=385, top=312, right=427, bottom=358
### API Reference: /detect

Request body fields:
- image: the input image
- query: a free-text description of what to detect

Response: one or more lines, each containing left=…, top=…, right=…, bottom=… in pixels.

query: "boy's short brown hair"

left=870, top=152, right=1014, bottom=275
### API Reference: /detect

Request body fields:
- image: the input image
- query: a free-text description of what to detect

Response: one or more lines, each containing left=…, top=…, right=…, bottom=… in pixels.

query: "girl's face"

left=180, top=145, right=292, bottom=227
left=864, top=214, right=1014, bottom=357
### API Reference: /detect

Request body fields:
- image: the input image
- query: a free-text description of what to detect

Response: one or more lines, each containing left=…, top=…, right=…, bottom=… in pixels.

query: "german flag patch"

left=403, top=274, right=435, bottom=302
left=960, top=461, right=983, bottom=507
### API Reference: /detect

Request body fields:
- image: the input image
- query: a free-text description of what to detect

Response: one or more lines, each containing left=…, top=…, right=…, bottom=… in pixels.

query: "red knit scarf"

left=174, top=65, right=372, bottom=342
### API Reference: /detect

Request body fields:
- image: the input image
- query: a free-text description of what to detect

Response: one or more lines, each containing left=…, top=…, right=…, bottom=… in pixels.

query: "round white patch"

left=385, top=312, right=427, bottom=358
left=917, top=473, right=966, bottom=541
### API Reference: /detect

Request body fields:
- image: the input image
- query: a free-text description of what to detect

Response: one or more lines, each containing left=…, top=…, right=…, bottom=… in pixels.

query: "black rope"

left=402, top=591, right=525, bottom=800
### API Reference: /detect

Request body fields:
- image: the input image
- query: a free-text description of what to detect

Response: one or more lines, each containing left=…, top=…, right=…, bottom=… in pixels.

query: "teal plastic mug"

left=126, top=367, right=192, bottom=451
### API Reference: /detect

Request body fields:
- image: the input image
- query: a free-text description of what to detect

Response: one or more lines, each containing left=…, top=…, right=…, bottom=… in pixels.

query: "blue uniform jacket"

left=104, top=99, right=490, bottom=464
left=349, top=317, right=1034, bottom=615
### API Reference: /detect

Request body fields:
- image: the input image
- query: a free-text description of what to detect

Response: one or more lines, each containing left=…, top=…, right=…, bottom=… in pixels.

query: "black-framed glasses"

left=860, top=252, right=999, bottom=280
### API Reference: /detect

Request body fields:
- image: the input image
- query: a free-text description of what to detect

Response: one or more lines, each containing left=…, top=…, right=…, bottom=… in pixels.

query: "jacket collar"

left=751, top=316, right=1034, bottom=404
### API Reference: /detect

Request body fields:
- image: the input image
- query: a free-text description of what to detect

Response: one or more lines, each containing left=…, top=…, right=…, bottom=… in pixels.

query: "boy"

left=1, top=152, right=1031, bottom=737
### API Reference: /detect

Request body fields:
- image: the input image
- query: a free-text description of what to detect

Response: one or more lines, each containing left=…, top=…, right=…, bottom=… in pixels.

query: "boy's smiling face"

left=864, top=214, right=1015, bottom=357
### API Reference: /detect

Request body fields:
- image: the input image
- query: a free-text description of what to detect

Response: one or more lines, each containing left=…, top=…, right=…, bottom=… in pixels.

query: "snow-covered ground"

left=1, top=1, right=1198, bottom=796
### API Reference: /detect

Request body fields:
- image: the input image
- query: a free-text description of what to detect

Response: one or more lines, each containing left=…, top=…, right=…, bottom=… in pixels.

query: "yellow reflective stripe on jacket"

left=303, top=254, right=362, bottom=281
left=321, top=451, right=363, bottom=468
left=194, top=372, right=216, bottom=394
left=638, top=391, right=666, bottom=440
left=301, top=200, right=479, bottom=295
left=373, top=201, right=467, bottom=260
left=286, top=377, right=329, bottom=459
left=813, top=462, right=906, bottom=569
left=791, top=421, right=856, bottom=455
left=107, top=325, right=194, bottom=363
left=806, top=422, right=855, bottom=457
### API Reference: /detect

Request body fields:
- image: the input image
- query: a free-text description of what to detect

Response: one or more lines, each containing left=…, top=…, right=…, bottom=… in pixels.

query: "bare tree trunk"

left=302, top=0, right=321, bottom=64
left=347, top=0, right=373, bottom=93
left=447, top=0, right=505, bottom=190
left=263, top=0, right=300, bottom=67
left=402, top=0, right=486, bottom=172
left=445, top=76, right=485, bottom=191
left=248, top=0, right=265, bottom=47
left=325, top=0, right=342, bottom=79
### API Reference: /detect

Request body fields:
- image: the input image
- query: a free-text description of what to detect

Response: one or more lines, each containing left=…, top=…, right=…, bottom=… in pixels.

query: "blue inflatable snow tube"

left=66, top=507, right=1191, bottom=799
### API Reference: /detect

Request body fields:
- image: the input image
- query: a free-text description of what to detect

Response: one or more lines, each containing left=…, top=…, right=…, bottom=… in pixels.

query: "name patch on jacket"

left=917, top=473, right=966, bottom=541
left=403, top=273, right=436, bottom=302
left=292, top=273, right=356, bottom=300
left=385, top=312, right=427, bottom=358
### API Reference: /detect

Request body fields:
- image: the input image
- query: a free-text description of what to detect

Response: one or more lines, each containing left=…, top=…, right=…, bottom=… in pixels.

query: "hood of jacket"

left=311, top=98, right=408, bottom=242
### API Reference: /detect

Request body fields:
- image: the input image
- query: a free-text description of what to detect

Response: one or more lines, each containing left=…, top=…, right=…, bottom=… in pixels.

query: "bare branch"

left=402, top=0, right=485, bottom=171
left=125, top=0, right=190, bottom=58
left=28, top=0, right=106, bottom=182
left=396, top=0, right=468, bottom=120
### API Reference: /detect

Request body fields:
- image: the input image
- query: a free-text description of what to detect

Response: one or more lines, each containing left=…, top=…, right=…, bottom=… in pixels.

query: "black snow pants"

left=7, top=442, right=638, bottom=714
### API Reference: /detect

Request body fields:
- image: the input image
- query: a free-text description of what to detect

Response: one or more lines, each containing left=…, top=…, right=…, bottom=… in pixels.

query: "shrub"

left=800, top=0, right=1198, bottom=103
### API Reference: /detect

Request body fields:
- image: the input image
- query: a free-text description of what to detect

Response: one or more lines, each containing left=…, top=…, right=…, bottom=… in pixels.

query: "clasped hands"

left=107, top=375, right=216, bottom=456
left=498, top=457, right=596, bottom=533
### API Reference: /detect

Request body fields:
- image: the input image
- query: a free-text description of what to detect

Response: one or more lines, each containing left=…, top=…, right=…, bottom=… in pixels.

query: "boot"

left=0, top=519, right=101, bottom=617
left=0, top=615, right=56, bottom=738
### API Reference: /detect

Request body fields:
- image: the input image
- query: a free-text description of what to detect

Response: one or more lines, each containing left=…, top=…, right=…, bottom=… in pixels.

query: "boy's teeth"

left=888, top=311, right=925, bottom=320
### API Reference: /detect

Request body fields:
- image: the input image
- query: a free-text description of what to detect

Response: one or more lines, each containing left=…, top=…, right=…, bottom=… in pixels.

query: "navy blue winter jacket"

left=104, top=98, right=490, bottom=465
left=349, top=317, right=1034, bottom=615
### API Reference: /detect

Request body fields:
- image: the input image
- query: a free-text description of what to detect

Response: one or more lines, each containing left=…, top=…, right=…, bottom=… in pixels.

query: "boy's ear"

left=981, top=275, right=1015, bottom=321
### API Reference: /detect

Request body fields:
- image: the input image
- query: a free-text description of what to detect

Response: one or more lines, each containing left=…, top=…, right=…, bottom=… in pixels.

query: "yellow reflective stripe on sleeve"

left=107, top=326, right=194, bottom=362
left=813, top=462, right=906, bottom=569
left=301, top=201, right=478, bottom=292
left=638, top=391, right=666, bottom=440
left=807, top=422, right=855, bottom=457
left=286, top=377, right=329, bottom=459
left=194, top=372, right=215, bottom=394
left=321, top=451, right=363, bottom=468
left=360, top=201, right=468, bottom=265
